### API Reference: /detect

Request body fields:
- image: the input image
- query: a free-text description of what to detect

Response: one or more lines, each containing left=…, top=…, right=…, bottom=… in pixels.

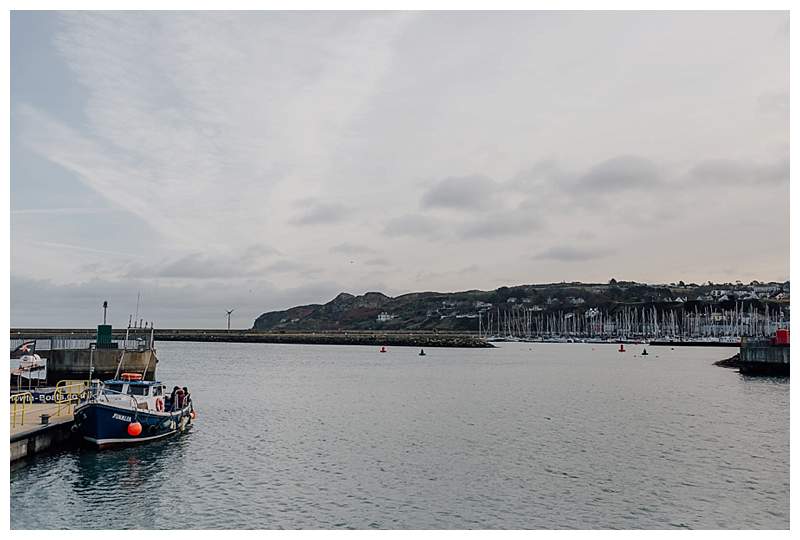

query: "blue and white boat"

left=73, top=373, right=194, bottom=449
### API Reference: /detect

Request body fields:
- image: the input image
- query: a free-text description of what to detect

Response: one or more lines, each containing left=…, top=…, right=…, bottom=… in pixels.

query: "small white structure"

left=377, top=312, right=396, bottom=322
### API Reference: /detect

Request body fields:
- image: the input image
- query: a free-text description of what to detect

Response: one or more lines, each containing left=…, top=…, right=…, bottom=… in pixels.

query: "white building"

left=377, top=312, right=396, bottom=322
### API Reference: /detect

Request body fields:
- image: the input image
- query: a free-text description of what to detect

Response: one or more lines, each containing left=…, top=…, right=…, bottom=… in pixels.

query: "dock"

left=10, top=402, right=77, bottom=462
left=10, top=381, right=87, bottom=461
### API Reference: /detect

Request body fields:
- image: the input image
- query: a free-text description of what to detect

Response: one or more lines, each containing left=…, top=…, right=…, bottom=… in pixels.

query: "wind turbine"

left=226, top=308, right=235, bottom=331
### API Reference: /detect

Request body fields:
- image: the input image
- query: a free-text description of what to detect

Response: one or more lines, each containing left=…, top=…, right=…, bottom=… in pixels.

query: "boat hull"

left=73, top=401, right=193, bottom=449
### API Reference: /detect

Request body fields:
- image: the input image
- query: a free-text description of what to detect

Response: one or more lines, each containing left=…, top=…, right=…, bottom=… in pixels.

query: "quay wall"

left=10, top=421, right=76, bottom=462
left=45, top=349, right=157, bottom=383
left=739, top=338, right=789, bottom=376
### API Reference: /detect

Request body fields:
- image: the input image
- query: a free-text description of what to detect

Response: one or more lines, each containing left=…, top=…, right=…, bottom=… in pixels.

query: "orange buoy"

left=191, top=411, right=197, bottom=420
left=127, top=421, right=142, bottom=436
left=121, top=373, right=143, bottom=381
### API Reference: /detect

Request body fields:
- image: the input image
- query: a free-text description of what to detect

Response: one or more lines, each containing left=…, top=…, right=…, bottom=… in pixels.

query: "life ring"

left=155, top=397, right=164, bottom=412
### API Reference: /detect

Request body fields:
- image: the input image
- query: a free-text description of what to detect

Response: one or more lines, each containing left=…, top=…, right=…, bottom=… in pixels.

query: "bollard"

left=40, top=414, right=50, bottom=425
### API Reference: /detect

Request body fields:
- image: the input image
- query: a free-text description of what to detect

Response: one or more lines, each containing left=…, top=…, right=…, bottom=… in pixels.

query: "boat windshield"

left=128, top=385, right=149, bottom=396
left=105, top=383, right=123, bottom=393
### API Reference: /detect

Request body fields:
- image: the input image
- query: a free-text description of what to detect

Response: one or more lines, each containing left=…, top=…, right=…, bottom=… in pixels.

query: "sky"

left=10, top=11, right=789, bottom=328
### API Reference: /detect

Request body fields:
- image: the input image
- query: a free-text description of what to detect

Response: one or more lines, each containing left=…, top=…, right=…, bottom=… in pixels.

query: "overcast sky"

left=11, top=11, right=789, bottom=328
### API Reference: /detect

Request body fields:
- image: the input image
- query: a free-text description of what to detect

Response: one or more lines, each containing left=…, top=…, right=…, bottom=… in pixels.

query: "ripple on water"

left=10, top=342, right=789, bottom=529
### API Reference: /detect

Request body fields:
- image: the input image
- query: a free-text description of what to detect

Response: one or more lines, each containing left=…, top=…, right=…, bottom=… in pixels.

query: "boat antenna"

left=134, top=291, right=141, bottom=327
left=102, top=301, right=108, bottom=325
left=226, top=308, right=235, bottom=331
left=114, top=317, right=132, bottom=380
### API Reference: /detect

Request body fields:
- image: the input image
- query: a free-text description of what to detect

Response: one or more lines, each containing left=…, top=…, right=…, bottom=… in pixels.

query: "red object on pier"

left=618, top=344, right=625, bottom=352
left=775, top=329, right=790, bottom=345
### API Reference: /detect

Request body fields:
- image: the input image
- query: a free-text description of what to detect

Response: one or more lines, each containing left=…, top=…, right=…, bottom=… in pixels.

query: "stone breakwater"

left=154, top=331, right=493, bottom=348
left=11, top=329, right=494, bottom=348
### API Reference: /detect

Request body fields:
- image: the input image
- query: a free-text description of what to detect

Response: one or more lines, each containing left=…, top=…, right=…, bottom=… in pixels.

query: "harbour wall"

left=739, top=338, right=789, bottom=376
left=11, top=329, right=493, bottom=348
left=10, top=420, right=76, bottom=462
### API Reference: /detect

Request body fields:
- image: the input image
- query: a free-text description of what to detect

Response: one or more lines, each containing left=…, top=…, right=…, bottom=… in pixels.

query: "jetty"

left=10, top=382, right=84, bottom=462
left=715, top=330, right=789, bottom=376
left=11, top=329, right=493, bottom=348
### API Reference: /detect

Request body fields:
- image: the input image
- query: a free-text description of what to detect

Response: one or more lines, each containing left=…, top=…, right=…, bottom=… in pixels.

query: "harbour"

left=10, top=341, right=789, bottom=529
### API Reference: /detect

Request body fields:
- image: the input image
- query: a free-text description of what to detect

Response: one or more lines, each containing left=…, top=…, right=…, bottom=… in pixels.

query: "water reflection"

left=11, top=342, right=789, bottom=529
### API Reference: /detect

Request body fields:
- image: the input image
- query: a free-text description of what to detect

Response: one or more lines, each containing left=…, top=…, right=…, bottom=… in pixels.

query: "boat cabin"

left=101, top=373, right=170, bottom=412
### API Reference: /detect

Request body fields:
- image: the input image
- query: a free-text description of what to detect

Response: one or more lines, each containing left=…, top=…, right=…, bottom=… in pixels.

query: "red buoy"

left=380, top=346, right=387, bottom=353
left=127, top=422, right=142, bottom=436
left=618, top=344, right=625, bottom=353
left=191, top=411, right=197, bottom=420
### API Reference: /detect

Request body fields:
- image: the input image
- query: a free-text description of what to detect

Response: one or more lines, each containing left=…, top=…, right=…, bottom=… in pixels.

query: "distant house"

left=377, top=312, right=396, bottom=322
left=507, top=297, right=518, bottom=303
left=569, top=297, right=586, bottom=305
left=529, top=305, right=544, bottom=312
left=474, top=301, right=492, bottom=309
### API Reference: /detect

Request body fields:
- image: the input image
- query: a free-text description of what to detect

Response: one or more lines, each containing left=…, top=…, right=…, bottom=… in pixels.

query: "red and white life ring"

left=155, top=398, right=164, bottom=412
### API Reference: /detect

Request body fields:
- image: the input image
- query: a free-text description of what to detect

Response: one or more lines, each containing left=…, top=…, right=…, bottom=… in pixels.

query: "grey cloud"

left=265, top=259, right=320, bottom=276
left=532, top=246, right=611, bottom=261
left=383, top=214, right=441, bottom=238
left=573, top=156, right=661, bottom=194
left=330, top=242, right=376, bottom=255
left=10, top=274, right=344, bottom=328
left=289, top=202, right=349, bottom=225
left=460, top=211, right=542, bottom=239
left=689, top=157, right=788, bottom=186
left=508, top=159, right=563, bottom=191
left=421, top=174, right=499, bottom=210
left=364, top=257, right=391, bottom=266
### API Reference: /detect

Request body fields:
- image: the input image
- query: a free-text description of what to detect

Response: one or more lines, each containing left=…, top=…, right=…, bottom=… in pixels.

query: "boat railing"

left=10, top=336, right=152, bottom=352
left=54, top=380, right=91, bottom=417
left=86, top=384, right=142, bottom=411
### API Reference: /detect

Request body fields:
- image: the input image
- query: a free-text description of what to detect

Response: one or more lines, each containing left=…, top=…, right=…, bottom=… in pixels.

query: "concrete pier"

left=739, top=337, right=789, bottom=376
left=10, top=403, right=76, bottom=462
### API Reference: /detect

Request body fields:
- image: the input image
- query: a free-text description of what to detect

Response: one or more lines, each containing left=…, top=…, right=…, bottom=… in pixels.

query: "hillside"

left=252, top=280, right=789, bottom=332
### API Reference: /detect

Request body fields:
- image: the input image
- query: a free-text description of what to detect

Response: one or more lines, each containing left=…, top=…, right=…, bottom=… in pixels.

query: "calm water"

left=10, top=342, right=788, bottom=529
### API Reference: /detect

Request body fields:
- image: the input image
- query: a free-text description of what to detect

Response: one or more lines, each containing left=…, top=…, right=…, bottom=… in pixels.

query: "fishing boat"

left=73, top=372, right=195, bottom=449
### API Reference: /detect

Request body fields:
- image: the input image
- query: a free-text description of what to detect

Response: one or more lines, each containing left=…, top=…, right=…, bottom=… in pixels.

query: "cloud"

left=289, top=201, right=349, bottom=226
left=364, top=257, right=391, bottom=266
left=421, top=174, right=499, bottom=210
left=383, top=214, right=441, bottom=238
left=572, top=156, right=661, bottom=194
left=688, top=157, right=788, bottom=187
left=532, top=246, right=611, bottom=261
left=459, top=211, right=542, bottom=239
left=10, top=274, right=344, bottom=328
left=330, top=242, right=376, bottom=255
